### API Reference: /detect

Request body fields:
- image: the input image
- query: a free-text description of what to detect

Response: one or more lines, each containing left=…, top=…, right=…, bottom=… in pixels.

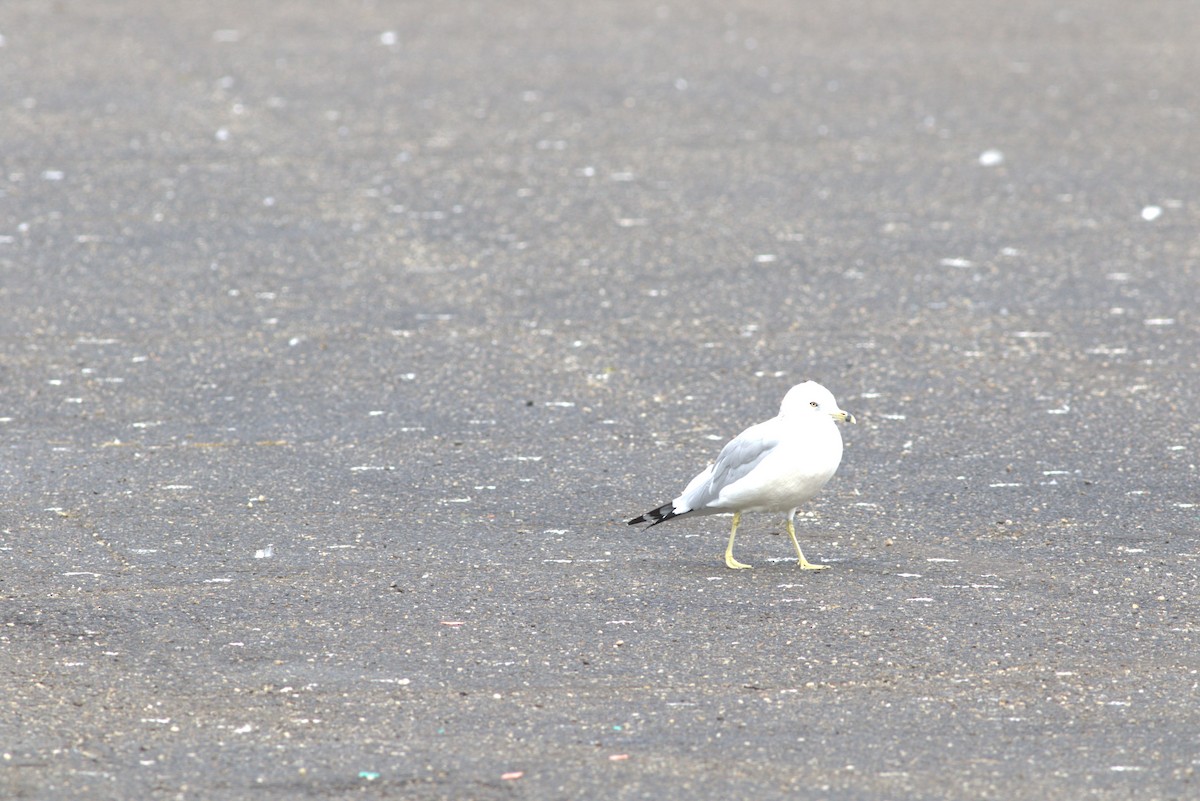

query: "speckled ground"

left=1, top=2, right=1197, bottom=799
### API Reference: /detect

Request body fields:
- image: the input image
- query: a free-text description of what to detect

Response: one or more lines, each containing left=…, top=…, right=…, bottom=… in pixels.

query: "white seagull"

left=627, top=380, right=855, bottom=570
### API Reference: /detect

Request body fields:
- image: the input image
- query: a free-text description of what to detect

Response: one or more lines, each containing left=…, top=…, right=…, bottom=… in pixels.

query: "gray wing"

left=680, top=419, right=781, bottom=511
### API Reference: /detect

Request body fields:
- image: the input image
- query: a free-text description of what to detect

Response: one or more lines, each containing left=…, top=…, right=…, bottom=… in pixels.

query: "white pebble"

left=978, top=149, right=1005, bottom=166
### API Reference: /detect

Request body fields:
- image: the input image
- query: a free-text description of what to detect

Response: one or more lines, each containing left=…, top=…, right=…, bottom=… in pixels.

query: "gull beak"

left=832, top=409, right=856, bottom=424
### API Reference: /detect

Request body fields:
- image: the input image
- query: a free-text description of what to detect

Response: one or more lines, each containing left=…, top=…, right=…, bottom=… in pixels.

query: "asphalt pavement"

left=1, top=1, right=1198, bottom=799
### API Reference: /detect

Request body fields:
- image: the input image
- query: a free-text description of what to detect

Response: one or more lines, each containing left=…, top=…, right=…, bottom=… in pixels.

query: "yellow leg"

left=724, top=512, right=752, bottom=569
left=787, top=517, right=829, bottom=570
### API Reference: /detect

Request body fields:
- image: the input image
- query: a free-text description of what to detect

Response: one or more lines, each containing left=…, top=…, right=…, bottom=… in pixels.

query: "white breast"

left=715, top=415, right=843, bottom=513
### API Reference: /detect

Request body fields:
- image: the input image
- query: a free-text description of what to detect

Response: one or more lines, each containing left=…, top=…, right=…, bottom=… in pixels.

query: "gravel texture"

left=1, top=2, right=1197, bottom=799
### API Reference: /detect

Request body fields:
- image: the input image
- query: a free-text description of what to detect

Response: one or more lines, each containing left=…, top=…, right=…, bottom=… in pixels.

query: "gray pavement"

left=2, top=1, right=1198, bottom=798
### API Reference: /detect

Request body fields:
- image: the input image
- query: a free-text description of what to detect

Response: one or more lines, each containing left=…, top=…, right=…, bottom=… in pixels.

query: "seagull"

left=627, top=381, right=855, bottom=570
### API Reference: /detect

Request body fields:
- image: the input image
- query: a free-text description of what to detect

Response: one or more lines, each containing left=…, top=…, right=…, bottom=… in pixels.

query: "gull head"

left=779, top=380, right=856, bottom=424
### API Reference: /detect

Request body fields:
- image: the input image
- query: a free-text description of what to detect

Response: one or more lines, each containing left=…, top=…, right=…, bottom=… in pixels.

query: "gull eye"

left=809, top=401, right=819, bottom=408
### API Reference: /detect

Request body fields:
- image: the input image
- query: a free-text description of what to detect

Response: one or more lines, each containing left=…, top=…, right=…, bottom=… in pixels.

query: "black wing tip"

left=627, top=502, right=677, bottom=527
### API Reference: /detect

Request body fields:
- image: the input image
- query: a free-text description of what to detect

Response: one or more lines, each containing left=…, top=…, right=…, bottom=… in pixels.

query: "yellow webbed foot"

left=725, top=553, right=753, bottom=570
left=787, top=517, right=830, bottom=571
left=723, top=512, right=752, bottom=568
